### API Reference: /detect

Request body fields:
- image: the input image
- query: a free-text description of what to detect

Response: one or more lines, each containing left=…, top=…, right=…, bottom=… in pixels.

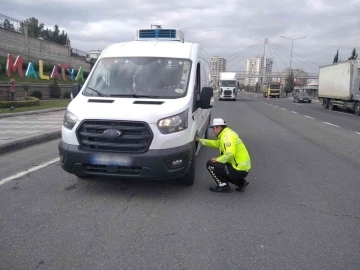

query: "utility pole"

left=280, top=35, right=306, bottom=71
left=261, top=38, right=268, bottom=90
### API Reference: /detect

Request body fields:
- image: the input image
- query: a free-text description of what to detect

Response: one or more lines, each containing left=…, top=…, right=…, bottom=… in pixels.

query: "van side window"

left=193, top=62, right=201, bottom=112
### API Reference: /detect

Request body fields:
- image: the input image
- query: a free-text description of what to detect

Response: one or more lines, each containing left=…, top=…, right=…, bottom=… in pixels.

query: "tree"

left=284, top=71, right=296, bottom=94
left=41, top=25, right=68, bottom=45
left=333, top=49, right=339, bottom=63
left=255, top=82, right=260, bottom=92
left=18, top=17, right=69, bottom=45
left=51, top=25, right=68, bottom=45
left=19, top=17, right=44, bottom=38
left=348, top=48, right=358, bottom=60
left=2, top=19, right=15, bottom=31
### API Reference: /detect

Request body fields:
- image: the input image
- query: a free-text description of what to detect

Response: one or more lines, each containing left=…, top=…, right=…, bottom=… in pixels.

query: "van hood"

left=67, top=95, right=188, bottom=124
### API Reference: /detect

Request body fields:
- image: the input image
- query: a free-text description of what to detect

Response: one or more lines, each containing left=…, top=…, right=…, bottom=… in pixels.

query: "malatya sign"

left=5, top=54, right=86, bottom=82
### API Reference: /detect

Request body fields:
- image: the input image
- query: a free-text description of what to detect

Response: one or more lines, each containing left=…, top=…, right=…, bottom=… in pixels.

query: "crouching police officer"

left=195, top=118, right=251, bottom=193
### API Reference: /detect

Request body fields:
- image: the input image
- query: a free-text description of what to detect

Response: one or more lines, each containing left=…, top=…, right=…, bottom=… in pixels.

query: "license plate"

left=89, top=153, right=133, bottom=166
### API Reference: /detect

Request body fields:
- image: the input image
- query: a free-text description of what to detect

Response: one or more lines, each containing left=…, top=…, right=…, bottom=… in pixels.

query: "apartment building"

left=210, top=56, right=227, bottom=87
left=245, top=56, right=273, bottom=86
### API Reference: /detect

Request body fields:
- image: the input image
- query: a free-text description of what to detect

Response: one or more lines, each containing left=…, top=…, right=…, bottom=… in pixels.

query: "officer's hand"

left=211, top=158, right=217, bottom=162
left=195, top=136, right=200, bottom=142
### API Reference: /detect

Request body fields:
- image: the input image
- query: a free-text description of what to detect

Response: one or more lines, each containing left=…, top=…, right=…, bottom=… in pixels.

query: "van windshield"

left=269, top=84, right=281, bottom=89
left=221, top=80, right=236, bottom=87
left=83, top=57, right=192, bottom=99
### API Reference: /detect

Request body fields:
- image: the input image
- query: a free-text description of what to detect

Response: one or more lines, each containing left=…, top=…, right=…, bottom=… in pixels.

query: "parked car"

left=294, top=92, right=312, bottom=103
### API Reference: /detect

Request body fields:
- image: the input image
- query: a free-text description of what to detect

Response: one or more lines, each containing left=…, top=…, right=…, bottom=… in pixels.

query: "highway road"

left=0, top=94, right=359, bottom=269
left=244, top=92, right=360, bottom=134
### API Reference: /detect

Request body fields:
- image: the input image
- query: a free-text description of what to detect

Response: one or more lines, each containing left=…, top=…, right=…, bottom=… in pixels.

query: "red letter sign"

left=6, top=54, right=24, bottom=77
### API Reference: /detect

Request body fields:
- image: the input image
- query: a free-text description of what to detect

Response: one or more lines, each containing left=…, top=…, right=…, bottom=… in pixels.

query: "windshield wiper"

left=109, top=94, right=161, bottom=99
left=87, top=86, right=108, bottom=97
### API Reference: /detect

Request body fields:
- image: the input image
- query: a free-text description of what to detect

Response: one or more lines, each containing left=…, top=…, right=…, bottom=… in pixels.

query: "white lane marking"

left=0, top=158, right=60, bottom=186
left=304, top=115, right=315, bottom=119
left=281, top=108, right=287, bottom=110
left=356, top=132, right=360, bottom=135
left=323, top=122, right=340, bottom=127
left=274, top=105, right=279, bottom=108
left=291, top=111, right=299, bottom=114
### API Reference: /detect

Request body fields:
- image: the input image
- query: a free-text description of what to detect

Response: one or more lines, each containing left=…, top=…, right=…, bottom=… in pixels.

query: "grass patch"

left=0, top=73, right=75, bottom=85
left=0, top=99, right=70, bottom=114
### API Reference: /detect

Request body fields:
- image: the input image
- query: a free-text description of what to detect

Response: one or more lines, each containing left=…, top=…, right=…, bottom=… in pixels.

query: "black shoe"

left=236, top=180, right=249, bottom=192
left=210, top=185, right=231, bottom=193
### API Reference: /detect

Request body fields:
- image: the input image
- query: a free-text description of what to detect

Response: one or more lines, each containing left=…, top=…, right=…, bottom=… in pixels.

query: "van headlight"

left=157, top=109, right=188, bottom=134
left=63, top=110, right=78, bottom=130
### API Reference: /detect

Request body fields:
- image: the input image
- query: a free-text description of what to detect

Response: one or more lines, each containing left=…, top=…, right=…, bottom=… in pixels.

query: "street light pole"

left=280, top=36, right=306, bottom=70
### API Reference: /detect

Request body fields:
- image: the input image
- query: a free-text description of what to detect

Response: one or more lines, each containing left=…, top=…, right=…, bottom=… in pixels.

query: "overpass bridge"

left=221, top=38, right=321, bottom=82
left=229, top=71, right=319, bottom=79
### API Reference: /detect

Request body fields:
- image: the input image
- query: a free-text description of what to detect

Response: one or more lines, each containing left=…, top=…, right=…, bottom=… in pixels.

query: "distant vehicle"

left=263, top=81, right=281, bottom=98
left=318, top=60, right=360, bottom=115
left=293, top=92, right=312, bottom=103
left=85, top=50, right=102, bottom=71
left=218, top=72, right=238, bottom=101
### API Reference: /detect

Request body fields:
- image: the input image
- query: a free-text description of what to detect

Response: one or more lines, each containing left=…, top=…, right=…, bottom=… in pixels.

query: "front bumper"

left=219, top=95, right=236, bottom=99
left=58, top=140, right=194, bottom=180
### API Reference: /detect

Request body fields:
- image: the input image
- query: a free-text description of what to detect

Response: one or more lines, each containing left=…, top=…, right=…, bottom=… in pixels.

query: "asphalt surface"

left=245, top=92, right=360, bottom=134
left=0, top=94, right=360, bottom=269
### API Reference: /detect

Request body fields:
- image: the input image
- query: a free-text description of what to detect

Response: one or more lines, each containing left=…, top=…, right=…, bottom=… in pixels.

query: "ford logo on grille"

left=103, top=128, right=122, bottom=138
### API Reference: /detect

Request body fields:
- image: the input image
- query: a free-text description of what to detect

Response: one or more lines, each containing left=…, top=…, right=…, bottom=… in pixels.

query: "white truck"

left=85, top=50, right=102, bottom=71
left=318, top=60, right=360, bottom=115
left=219, top=72, right=238, bottom=101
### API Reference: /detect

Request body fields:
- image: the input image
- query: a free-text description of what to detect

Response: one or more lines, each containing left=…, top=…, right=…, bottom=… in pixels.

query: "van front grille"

left=76, top=120, right=153, bottom=153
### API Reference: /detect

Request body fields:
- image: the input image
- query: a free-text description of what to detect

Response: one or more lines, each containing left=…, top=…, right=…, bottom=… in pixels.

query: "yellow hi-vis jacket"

left=199, top=127, right=251, bottom=172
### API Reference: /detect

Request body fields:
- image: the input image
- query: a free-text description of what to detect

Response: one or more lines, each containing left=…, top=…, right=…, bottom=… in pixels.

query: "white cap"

left=209, top=118, right=227, bottom=127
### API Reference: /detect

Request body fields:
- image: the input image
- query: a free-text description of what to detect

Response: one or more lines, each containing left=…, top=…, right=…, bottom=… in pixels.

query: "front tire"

left=355, top=102, right=360, bottom=116
left=329, top=100, right=336, bottom=111
left=179, top=153, right=195, bottom=186
left=205, top=115, right=211, bottom=139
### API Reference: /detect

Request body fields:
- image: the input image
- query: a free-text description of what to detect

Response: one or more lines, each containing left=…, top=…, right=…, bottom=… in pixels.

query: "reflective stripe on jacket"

left=200, top=127, right=251, bottom=171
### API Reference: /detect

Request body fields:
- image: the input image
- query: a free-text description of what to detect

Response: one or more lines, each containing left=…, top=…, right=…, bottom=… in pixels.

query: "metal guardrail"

left=0, top=13, right=22, bottom=33
left=71, top=48, right=87, bottom=57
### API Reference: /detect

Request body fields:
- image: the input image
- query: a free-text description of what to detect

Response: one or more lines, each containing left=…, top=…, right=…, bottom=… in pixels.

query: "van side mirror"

left=200, top=87, right=213, bottom=109
left=71, top=83, right=81, bottom=99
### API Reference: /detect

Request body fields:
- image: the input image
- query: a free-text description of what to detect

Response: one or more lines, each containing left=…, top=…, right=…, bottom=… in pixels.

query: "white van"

left=59, top=28, right=214, bottom=185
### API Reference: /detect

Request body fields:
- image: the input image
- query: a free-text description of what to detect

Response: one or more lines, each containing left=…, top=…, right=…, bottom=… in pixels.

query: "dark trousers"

left=206, top=160, right=249, bottom=187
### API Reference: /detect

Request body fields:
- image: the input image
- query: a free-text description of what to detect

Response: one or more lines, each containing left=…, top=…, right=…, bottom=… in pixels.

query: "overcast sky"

left=2, top=0, right=360, bottom=73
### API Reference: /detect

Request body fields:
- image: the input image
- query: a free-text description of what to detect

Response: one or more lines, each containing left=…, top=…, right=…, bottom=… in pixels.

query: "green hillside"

left=0, top=72, right=75, bottom=85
